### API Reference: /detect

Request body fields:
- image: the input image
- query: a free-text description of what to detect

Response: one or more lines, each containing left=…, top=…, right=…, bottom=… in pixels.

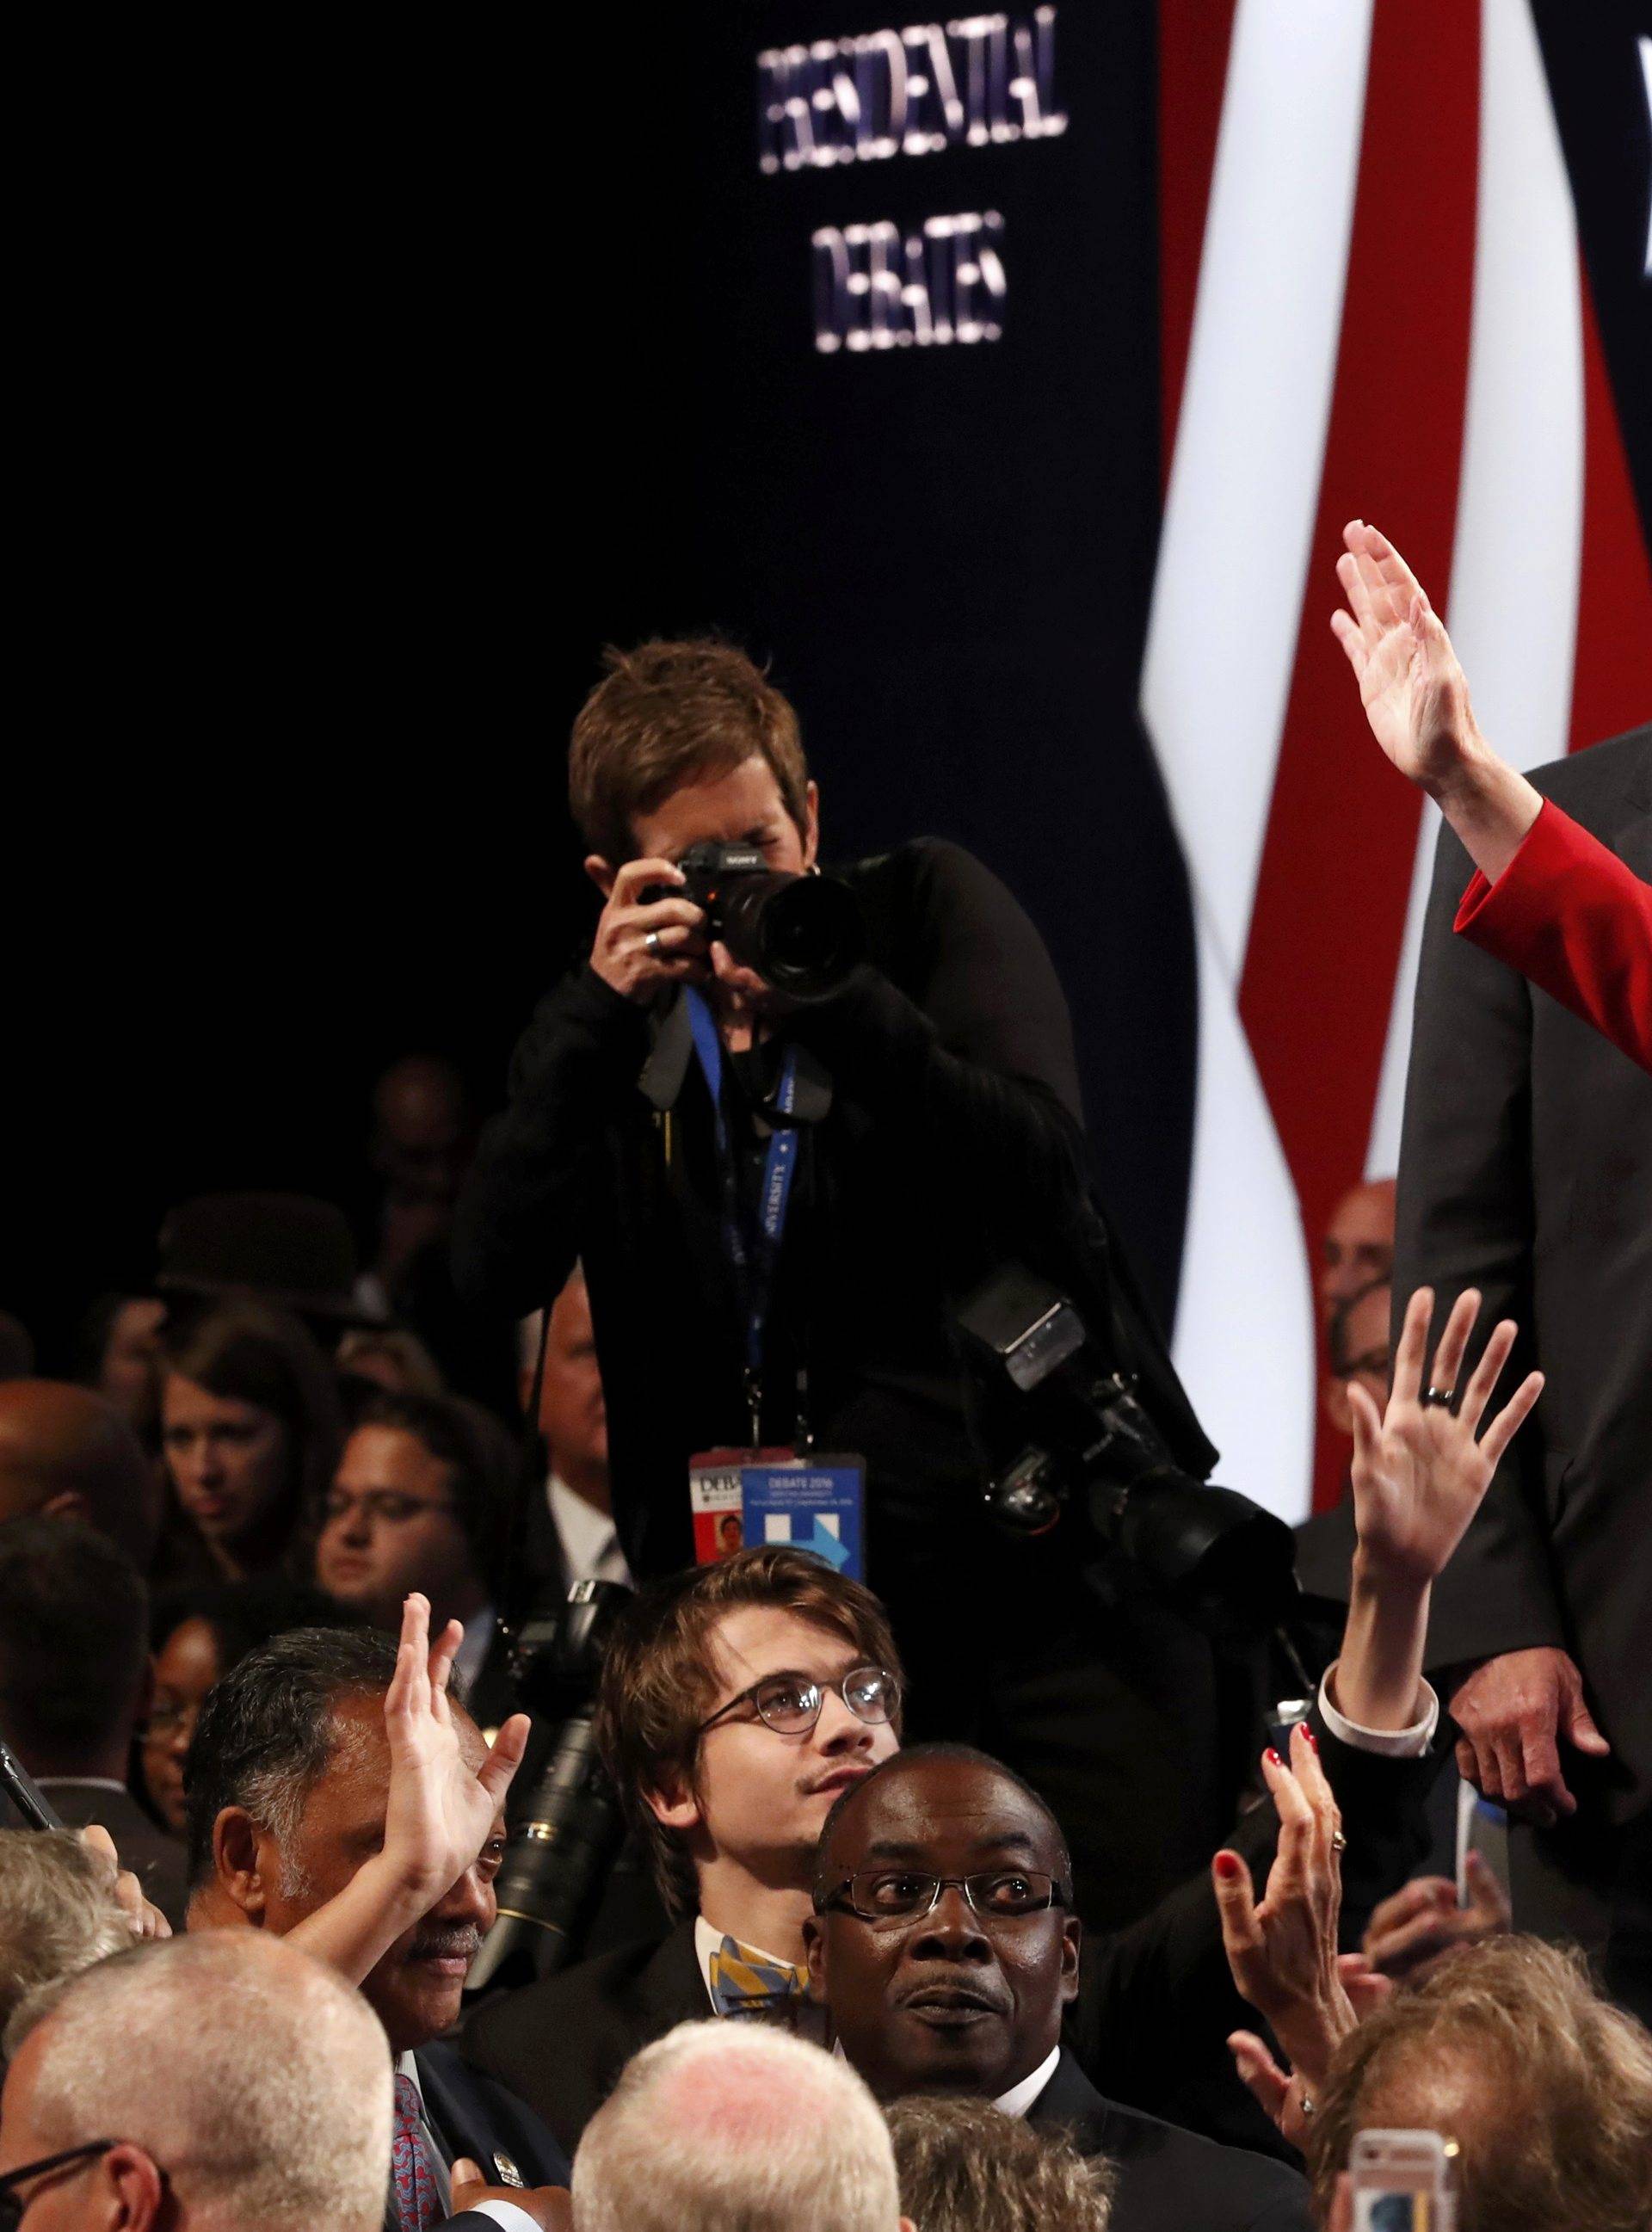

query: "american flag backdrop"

left=1141, top=0, right=1652, bottom=1523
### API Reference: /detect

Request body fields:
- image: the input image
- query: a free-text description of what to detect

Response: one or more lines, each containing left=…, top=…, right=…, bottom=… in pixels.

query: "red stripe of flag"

left=1236, top=3, right=1481, bottom=1513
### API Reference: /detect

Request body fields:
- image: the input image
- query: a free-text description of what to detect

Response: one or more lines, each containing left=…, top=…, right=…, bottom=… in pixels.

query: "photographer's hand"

left=586, top=855, right=709, bottom=1002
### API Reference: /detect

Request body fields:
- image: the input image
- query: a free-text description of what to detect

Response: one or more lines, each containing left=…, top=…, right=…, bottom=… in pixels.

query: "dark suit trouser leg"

left=1507, top=1803, right=1652, bottom=2026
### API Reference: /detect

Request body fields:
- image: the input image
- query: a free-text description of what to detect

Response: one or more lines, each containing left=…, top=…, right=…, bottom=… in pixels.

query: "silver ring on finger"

left=1422, top=1385, right=1455, bottom=1409
left=644, top=929, right=663, bottom=958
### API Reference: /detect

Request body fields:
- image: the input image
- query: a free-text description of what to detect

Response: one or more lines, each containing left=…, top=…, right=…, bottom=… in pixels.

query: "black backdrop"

left=10, top=9, right=1198, bottom=1368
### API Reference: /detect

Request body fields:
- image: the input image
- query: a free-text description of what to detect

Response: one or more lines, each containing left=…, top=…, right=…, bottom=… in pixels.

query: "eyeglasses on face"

left=694, top=1663, right=899, bottom=1741
left=141, top=1699, right=200, bottom=1742
left=319, top=1489, right=458, bottom=1528
left=0, top=2141, right=117, bottom=2226
left=814, top=1869, right=1072, bottom=1926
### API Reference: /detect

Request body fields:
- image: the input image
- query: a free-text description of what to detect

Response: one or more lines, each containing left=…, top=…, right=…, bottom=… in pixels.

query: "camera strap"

left=685, top=986, right=802, bottom=1446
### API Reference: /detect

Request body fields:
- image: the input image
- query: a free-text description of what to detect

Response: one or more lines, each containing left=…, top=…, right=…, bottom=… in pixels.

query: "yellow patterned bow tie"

left=707, top=1934, right=815, bottom=2019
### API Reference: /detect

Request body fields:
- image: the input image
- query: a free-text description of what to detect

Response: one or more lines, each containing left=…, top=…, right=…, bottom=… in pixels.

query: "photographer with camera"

left=455, top=640, right=1231, bottom=1929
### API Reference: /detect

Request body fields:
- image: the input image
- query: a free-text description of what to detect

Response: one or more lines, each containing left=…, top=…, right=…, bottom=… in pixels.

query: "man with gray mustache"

left=185, top=1607, right=571, bottom=2230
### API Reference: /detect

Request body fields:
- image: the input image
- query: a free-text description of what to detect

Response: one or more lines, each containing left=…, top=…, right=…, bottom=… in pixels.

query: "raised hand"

left=78, top=1823, right=170, bottom=1940
left=1360, top=1849, right=1511, bottom=1982
left=1214, top=1723, right=1359, bottom=2149
left=379, top=1593, right=531, bottom=1905
left=1329, top=521, right=1481, bottom=792
left=1347, top=1286, right=1543, bottom=1593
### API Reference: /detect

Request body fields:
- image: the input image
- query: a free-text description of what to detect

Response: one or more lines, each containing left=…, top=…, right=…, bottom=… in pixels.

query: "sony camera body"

left=666, top=840, right=865, bottom=1000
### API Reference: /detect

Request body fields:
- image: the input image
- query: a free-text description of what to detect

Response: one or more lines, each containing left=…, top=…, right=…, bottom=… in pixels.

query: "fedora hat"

left=157, top=1193, right=383, bottom=1326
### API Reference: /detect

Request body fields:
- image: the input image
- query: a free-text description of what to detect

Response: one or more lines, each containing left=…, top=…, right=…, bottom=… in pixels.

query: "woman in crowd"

left=135, top=1575, right=359, bottom=1834
left=152, top=1299, right=342, bottom=1590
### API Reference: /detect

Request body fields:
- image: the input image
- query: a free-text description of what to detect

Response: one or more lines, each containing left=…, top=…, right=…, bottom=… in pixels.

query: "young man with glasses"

left=462, top=1546, right=904, bottom=2143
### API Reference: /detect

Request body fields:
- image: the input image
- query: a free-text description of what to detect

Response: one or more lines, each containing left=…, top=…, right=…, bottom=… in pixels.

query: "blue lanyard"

left=685, top=990, right=802, bottom=1432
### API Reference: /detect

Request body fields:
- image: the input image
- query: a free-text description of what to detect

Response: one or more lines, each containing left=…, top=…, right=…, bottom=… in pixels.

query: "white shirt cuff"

left=1318, top=1661, right=1439, bottom=1757
left=465, top=2203, right=545, bottom=2230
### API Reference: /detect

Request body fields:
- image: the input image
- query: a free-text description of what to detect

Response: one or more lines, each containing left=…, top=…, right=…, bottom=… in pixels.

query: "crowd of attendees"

left=0, top=1143, right=1647, bottom=2227
left=1, top=533, right=1648, bottom=2227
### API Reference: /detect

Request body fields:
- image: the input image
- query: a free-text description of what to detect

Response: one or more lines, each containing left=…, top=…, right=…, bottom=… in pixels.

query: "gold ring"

left=1331, top=1830, right=1348, bottom=1853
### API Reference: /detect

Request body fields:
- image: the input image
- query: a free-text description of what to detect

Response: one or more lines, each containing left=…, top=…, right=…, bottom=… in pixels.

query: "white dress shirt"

left=993, top=2041, right=1063, bottom=2118
left=547, top=1474, right=631, bottom=1586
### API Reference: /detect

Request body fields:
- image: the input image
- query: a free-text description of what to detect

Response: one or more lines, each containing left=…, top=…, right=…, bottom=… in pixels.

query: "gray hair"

left=6, top=1930, right=392, bottom=2232
left=0, top=1828, right=133, bottom=2032
left=885, top=2096, right=1115, bottom=2230
left=572, top=2019, right=903, bottom=2232
left=184, top=1625, right=399, bottom=1893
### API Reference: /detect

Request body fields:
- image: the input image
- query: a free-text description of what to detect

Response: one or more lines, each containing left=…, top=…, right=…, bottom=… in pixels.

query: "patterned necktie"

left=707, top=1933, right=815, bottom=2021
left=391, top=2072, right=441, bottom=2232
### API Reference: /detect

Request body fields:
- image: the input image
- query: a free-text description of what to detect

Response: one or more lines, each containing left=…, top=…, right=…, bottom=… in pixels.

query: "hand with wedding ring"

left=586, top=854, right=711, bottom=1003
left=1347, top=1286, right=1544, bottom=1595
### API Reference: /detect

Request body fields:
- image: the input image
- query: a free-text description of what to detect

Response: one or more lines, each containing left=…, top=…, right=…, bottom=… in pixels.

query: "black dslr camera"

left=664, top=841, right=865, bottom=1000
left=464, top=1578, right=633, bottom=1998
left=957, top=1266, right=1298, bottom=1641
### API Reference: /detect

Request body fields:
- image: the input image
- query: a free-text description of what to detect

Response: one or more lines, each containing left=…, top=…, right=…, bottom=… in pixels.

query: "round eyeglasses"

left=694, top=1663, right=899, bottom=1741
left=816, top=1870, right=1072, bottom=1927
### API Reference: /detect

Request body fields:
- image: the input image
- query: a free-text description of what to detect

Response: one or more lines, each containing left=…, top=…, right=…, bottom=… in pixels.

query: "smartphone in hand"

left=1350, top=2129, right=1458, bottom=2230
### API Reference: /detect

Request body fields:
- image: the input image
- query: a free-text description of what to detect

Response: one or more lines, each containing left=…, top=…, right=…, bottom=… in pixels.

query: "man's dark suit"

left=34, top=1780, right=188, bottom=1931
left=1394, top=726, right=1652, bottom=2010
left=1030, top=2049, right=1310, bottom=2232
left=397, top=2040, right=570, bottom=2232
left=461, top=1723, right=1434, bottom=2156
left=463, top=1921, right=705, bottom=2157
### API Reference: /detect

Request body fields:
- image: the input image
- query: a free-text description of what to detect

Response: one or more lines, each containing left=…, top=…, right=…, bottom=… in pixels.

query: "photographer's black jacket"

left=454, top=838, right=1213, bottom=1582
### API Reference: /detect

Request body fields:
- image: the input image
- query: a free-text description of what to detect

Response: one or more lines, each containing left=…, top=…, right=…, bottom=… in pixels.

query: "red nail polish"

left=1266, top=1748, right=1284, bottom=1768
left=1302, top=1727, right=1319, bottom=1752
left=1214, top=1852, right=1243, bottom=1881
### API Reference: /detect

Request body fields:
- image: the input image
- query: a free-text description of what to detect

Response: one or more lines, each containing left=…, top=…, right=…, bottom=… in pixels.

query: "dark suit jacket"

left=399, top=2040, right=570, bottom=2232
left=34, top=1781, right=188, bottom=1931
left=460, top=1720, right=1434, bottom=2156
left=1394, top=727, right=1652, bottom=1820
left=1030, top=2049, right=1310, bottom=2232
left=462, top=1921, right=705, bottom=2157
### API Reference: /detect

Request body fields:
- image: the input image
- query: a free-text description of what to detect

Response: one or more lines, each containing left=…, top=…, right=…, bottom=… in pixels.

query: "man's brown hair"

left=593, top=1546, right=904, bottom=1917
left=1307, top=1935, right=1652, bottom=2232
left=568, top=638, right=811, bottom=866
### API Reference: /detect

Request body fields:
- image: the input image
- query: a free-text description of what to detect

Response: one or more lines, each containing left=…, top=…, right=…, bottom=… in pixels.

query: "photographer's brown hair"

left=593, top=1545, right=904, bottom=1916
left=568, top=638, right=811, bottom=866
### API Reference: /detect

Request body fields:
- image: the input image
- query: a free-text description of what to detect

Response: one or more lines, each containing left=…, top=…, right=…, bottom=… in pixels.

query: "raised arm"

left=287, top=1594, right=530, bottom=1986
left=1329, top=518, right=1542, bottom=883
left=1330, top=1285, right=1544, bottom=1731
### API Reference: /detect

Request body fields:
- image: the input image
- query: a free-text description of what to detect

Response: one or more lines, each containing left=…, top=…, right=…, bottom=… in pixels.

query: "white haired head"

left=571, top=2019, right=911, bottom=2232
left=3, top=1929, right=392, bottom=2231
left=0, top=1828, right=133, bottom=2031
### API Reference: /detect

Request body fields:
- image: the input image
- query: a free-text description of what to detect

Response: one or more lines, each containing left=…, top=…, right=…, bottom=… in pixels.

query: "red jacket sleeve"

left=1454, top=799, right=1652, bottom=1073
